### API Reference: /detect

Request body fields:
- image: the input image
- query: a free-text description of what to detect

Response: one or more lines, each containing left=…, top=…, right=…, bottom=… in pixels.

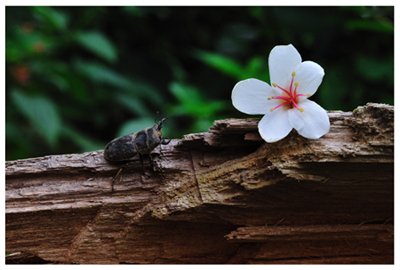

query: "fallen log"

left=6, top=103, right=394, bottom=264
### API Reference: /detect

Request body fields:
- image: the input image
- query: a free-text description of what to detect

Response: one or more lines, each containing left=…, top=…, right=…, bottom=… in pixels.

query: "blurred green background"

left=6, top=6, right=394, bottom=160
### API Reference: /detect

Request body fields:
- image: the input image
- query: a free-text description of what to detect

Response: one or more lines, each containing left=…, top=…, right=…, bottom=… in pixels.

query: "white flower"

left=231, top=44, right=330, bottom=143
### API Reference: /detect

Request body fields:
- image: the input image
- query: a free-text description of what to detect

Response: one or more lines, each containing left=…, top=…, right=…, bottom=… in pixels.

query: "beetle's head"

left=155, top=117, right=167, bottom=130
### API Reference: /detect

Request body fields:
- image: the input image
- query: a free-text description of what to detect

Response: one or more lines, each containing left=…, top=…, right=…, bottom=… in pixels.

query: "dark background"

left=6, top=6, right=394, bottom=160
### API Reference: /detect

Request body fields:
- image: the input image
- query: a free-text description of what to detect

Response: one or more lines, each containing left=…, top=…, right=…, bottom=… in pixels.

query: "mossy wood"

left=6, top=103, right=393, bottom=264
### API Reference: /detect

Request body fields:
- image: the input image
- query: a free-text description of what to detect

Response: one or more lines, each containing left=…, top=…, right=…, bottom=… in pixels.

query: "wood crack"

left=67, top=205, right=104, bottom=261
left=189, top=150, right=204, bottom=203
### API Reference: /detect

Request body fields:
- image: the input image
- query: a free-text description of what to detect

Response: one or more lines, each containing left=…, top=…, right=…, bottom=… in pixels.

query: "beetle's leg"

left=156, top=143, right=166, bottom=180
left=111, top=168, right=123, bottom=192
left=148, top=154, right=155, bottom=173
left=139, top=154, right=145, bottom=175
left=161, top=138, right=171, bottom=145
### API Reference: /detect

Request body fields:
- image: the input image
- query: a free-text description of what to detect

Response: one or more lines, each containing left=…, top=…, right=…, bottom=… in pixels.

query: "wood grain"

left=6, top=103, right=394, bottom=264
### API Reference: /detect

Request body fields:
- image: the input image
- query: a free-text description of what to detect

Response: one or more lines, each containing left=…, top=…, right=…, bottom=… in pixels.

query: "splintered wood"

left=6, top=103, right=394, bottom=264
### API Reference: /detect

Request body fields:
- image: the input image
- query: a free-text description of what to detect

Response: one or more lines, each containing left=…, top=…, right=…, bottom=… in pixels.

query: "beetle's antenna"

left=156, top=117, right=167, bottom=131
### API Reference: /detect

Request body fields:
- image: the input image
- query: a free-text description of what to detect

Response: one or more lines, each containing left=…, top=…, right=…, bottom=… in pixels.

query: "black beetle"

left=104, top=117, right=170, bottom=163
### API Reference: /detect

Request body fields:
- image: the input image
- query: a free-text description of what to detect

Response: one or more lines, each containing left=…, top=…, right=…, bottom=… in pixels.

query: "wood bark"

left=6, top=103, right=394, bottom=264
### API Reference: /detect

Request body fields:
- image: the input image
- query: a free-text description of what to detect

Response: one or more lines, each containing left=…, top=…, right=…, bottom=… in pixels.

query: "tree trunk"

left=6, top=103, right=394, bottom=264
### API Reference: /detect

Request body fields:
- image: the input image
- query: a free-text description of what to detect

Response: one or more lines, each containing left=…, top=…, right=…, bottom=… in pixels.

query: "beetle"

left=104, top=117, right=170, bottom=162
left=104, top=118, right=171, bottom=190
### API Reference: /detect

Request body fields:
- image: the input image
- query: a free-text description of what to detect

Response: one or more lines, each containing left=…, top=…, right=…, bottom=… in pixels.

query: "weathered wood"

left=6, top=103, right=394, bottom=264
left=225, top=224, right=393, bottom=263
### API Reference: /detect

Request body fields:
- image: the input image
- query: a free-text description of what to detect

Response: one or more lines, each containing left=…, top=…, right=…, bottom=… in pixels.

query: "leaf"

left=33, top=7, right=68, bottom=30
left=115, top=94, right=152, bottom=117
left=206, top=100, right=228, bottom=116
left=192, top=118, right=214, bottom=133
left=74, top=60, right=163, bottom=104
left=169, top=82, right=202, bottom=106
left=123, top=6, right=144, bottom=17
left=75, top=31, right=117, bottom=62
left=346, top=19, right=394, bottom=33
left=127, top=79, right=163, bottom=105
left=11, top=90, right=61, bottom=147
left=7, top=31, right=55, bottom=62
left=244, top=57, right=269, bottom=82
left=117, top=118, right=155, bottom=137
left=355, top=57, right=394, bottom=82
left=169, top=82, right=227, bottom=118
left=30, top=61, right=69, bottom=92
left=74, top=60, right=132, bottom=88
left=194, top=51, right=244, bottom=79
left=169, top=83, right=207, bottom=116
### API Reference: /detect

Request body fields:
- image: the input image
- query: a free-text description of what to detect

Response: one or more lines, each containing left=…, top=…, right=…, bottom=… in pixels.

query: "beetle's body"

left=104, top=118, right=169, bottom=162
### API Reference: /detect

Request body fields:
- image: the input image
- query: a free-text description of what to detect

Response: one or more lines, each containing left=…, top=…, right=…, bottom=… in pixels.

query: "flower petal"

left=258, top=109, right=292, bottom=143
left=294, top=61, right=324, bottom=97
left=232, top=78, right=277, bottom=115
left=287, top=99, right=330, bottom=139
left=268, top=44, right=302, bottom=88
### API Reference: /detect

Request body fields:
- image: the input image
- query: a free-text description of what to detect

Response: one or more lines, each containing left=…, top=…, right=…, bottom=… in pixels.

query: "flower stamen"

left=289, top=72, right=296, bottom=95
left=270, top=95, right=290, bottom=101
left=272, top=82, right=291, bottom=96
left=270, top=77, right=304, bottom=112
left=293, top=81, right=299, bottom=96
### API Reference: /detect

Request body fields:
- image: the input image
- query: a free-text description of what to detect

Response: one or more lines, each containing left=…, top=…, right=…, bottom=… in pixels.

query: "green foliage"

left=195, top=51, right=269, bottom=82
left=346, top=19, right=394, bottom=32
left=75, top=31, right=118, bottom=63
left=11, top=90, right=61, bottom=147
left=74, top=60, right=131, bottom=88
left=195, top=51, right=244, bottom=79
left=168, top=82, right=227, bottom=133
left=33, top=6, right=68, bottom=31
left=355, top=57, right=394, bottom=82
left=6, top=6, right=393, bottom=160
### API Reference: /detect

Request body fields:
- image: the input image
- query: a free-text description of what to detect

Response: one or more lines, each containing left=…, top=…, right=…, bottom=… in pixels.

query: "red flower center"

left=269, top=72, right=306, bottom=112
